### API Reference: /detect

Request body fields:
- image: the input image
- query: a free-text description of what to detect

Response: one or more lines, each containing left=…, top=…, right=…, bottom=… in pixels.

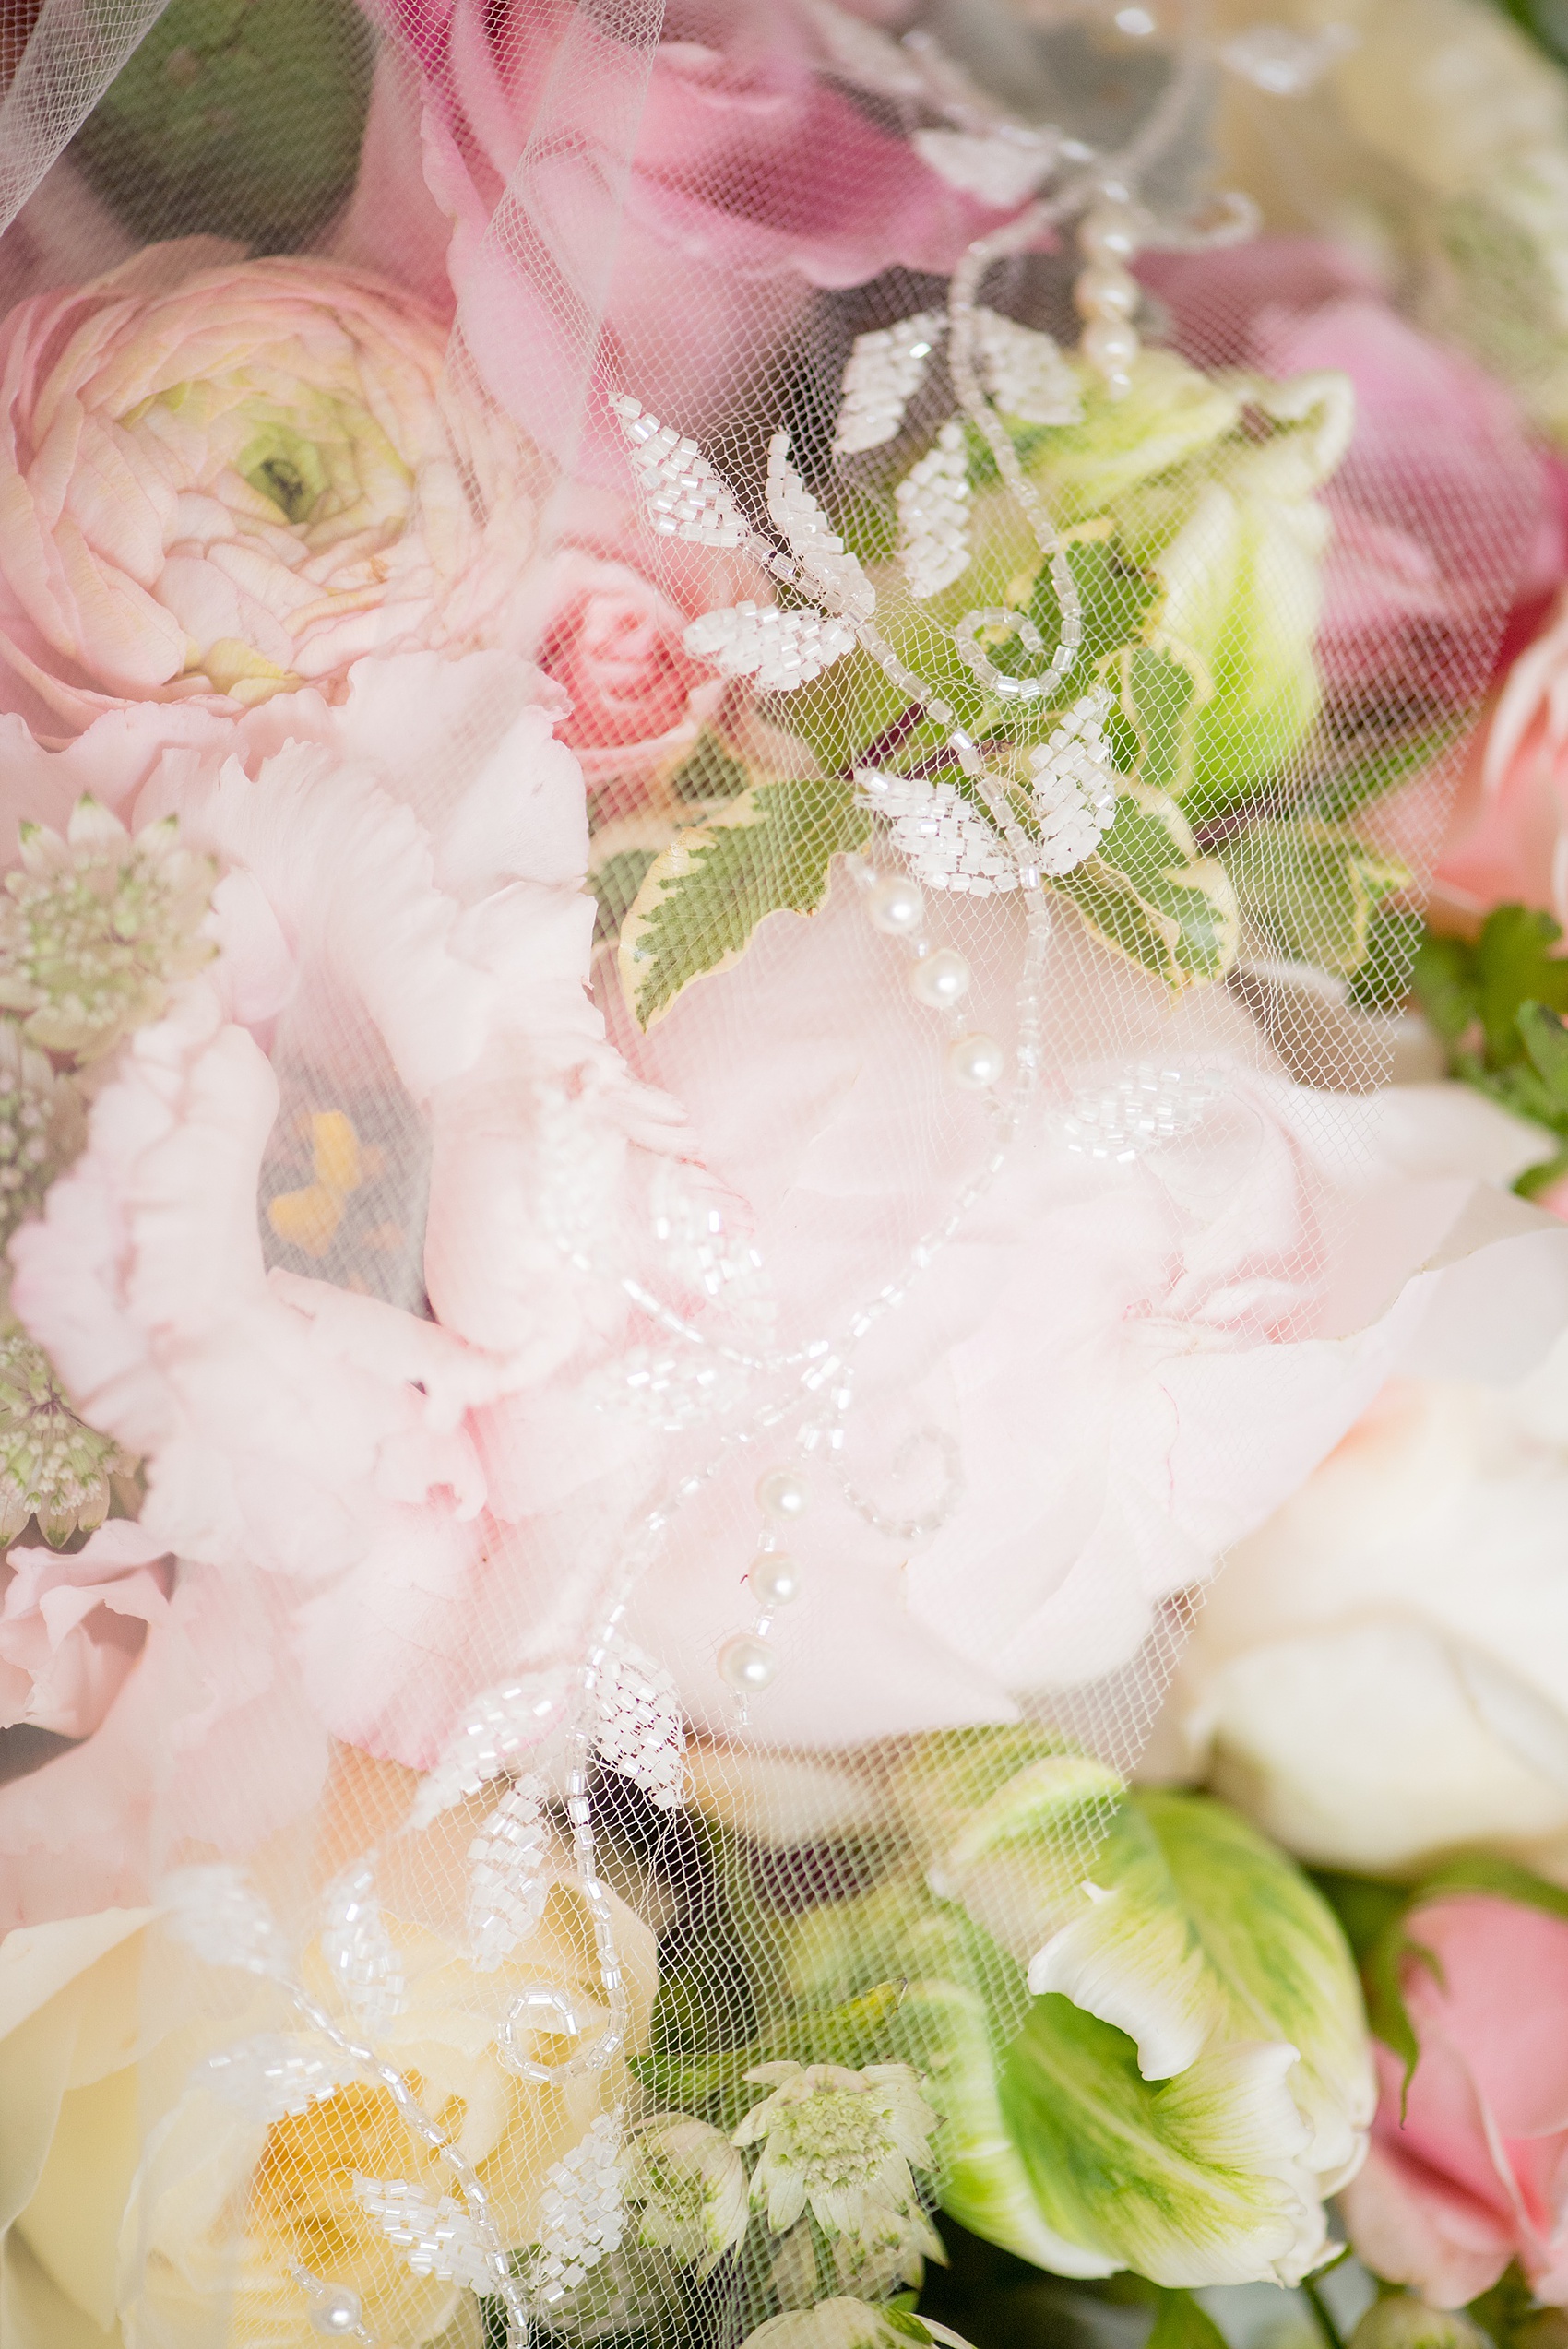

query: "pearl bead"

left=1082, top=319, right=1140, bottom=374
left=309, top=2285, right=363, bottom=2336
left=909, top=949, right=971, bottom=1010
left=867, top=873, right=925, bottom=937
left=756, top=1466, right=808, bottom=1521
left=1079, top=202, right=1140, bottom=265
left=948, top=1031, right=1006, bottom=1090
left=719, top=1635, right=776, bottom=1693
left=749, top=1551, right=802, bottom=1608
left=1075, top=265, right=1139, bottom=322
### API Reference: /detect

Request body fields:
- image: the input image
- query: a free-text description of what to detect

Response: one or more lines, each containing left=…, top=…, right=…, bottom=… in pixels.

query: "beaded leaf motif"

left=529, top=2111, right=627, bottom=2309
left=160, top=1864, right=291, bottom=1978
left=203, top=2034, right=350, bottom=2124
left=766, top=433, right=875, bottom=621
left=613, top=397, right=749, bottom=549
left=973, top=308, right=1083, bottom=426
left=855, top=770, right=1019, bottom=897
left=1028, top=692, right=1121, bottom=876
left=410, top=1669, right=571, bottom=1830
left=467, top=1774, right=550, bottom=1972
left=833, top=311, right=945, bottom=456
left=896, top=421, right=972, bottom=600
left=321, top=1861, right=406, bottom=2035
left=594, top=1640, right=687, bottom=1810
left=683, top=602, right=855, bottom=694
left=354, top=2177, right=493, bottom=2290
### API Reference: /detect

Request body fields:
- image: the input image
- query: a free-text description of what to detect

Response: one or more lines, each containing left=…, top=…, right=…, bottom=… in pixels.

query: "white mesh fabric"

left=0, top=4, right=1563, bottom=2346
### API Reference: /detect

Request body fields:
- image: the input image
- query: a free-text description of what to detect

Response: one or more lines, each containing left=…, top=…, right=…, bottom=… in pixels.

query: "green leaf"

left=589, top=848, right=658, bottom=952
left=1347, top=906, right=1427, bottom=1011
left=668, top=729, right=749, bottom=803
left=1303, top=722, right=1468, bottom=825
left=1223, top=819, right=1411, bottom=980
left=1518, top=999, right=1568, bottom=1103
left=1026, top=532, right=1163, bottom=696
left=1146, top=2289, right=1233, bottom=2349
left=1411, top=931, right=1481, bottom=1049
left=1418, top=1851, right=1568, bottom=1924
left=618, top=777, right=868, bottom=1028
left=1057, top=781, right=1240, bottom=991
left=1473, top=908, right=1568, bottom=1067
left=1114, top=641, right=1208, bottom=804
left=76, top=0, right=374, bottom=253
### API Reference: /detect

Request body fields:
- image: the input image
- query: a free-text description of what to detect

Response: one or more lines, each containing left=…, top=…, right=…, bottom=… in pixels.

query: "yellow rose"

left=0, top=1765, right=657, bottom=2349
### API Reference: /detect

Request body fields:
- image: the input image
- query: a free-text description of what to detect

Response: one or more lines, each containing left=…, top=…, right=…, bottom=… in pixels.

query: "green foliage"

left=669, top=730, right=750, bottom=804
left=1223, top=820, right=1410, bottom=980
left=1409, top=906, right=1568, bottom=1187
left=619, top=777, right=868, bottom=1028
left=77, top=0, right=374, bottom=254
left=591, top=848, right=659, bottom=952
left=1059, top=784, right=1238, bottom=992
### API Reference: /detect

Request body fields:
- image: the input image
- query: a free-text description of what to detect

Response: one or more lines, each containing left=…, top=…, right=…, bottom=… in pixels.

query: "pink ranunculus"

left=0, top=1522, right=172, bottom=1739
left=0, top=241, right=545, bottom=740
left=343, top=0, right=1011, bottom=457
left=1341, top=1893, right=1568, bottom=2307
left=1136, top=239, right=1566, bottom=713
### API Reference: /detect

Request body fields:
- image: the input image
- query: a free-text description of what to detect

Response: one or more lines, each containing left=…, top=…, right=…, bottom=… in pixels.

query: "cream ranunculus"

left=1151, top=1355, right=1568, bottom=1878
left=0, top=243, right=543, bottom=736
left=0, top=1775, right=657, bottom=2348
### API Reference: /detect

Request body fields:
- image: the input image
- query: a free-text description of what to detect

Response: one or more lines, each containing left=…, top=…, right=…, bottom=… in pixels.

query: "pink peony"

left=0, top=241, right=543, bottom=739
left=0, top=1522, right=172, bottom=1739
left=344, top=0, right=1011, bottom=455
left=1342, top=1893, right=1568, bottom=2307
left=6, top=650, right=685, bottom=1767
left=1136, top=239, right=1565, bottom=712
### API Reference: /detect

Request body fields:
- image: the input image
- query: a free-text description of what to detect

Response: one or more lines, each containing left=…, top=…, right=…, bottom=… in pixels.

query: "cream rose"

left=1150, top=1354, right=1568, bottom=1878
left=0, top=1764, right=656, bottom=2348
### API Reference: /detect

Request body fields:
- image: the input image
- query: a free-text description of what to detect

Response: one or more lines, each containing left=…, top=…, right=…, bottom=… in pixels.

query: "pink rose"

left=0, top=242, right=542, bottom=739
left=534, top=549, right=726, bottom=806
left=1136, top=240, right=1565, bottom=712
left=344, top=0, right=1009, bottom=457
left=1342, top=1893, right=1568, bottom=2307
left=0, top=1522, right=172, bottom=1740
left=1431, top=588, right=1568, bottom=923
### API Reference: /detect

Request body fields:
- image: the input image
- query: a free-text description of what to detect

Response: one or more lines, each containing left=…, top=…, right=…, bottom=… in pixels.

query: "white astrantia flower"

left=0, top=797, right=217, bottom=1061
left=624, top=2113, right=749, bottom=2274
left=733, top=2062, right=942, bottom=2255
left=743, top=2298, right=973, bottom=2348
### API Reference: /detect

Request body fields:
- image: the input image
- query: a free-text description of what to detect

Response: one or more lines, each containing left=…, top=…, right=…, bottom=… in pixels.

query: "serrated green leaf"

left=589, top=848, right=658, bottom=951
left=1411, top=931, right=1481, bottom=1048
left=618, top=777, right=868, bottom=1029
left=669, top=728, right=749, bottom=803
left=1114, top=640, right=1209, bottom=803
left=1058, top=781, right=1239, bottom=991
left=1026, top=532, right=1163, bottom=695
left=1475, top=907, right=1568, bottom=1067
left=1223, top=819, right=1410, bottom=979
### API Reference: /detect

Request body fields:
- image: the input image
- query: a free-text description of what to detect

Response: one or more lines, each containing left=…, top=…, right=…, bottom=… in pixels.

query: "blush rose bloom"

left=0, top=1773, right=656, bottom=2349
left=532, top=547, right=726, bottom=809
left=0, top=1521, right=172, bottom=1740
left=1340, top=1893, right=1568, bottom=2308
left=0, top=241, right=543, bottom=738
left=1136, top=238, right=1566, bottom=713
left=343, top=0, right=1011, bottom=455
left=1433, top=587, right=1568, bottom=927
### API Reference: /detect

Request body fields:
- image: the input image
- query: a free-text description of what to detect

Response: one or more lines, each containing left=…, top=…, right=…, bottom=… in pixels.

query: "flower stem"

left=1302, top=2276, right=1348, bottom=2349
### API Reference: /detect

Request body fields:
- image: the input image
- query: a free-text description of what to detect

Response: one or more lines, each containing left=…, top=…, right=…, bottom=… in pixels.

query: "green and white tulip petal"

left=1025, top=1792, right=1374, bottom=2189
left=998, top=1996, right=1327, bottom=2286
